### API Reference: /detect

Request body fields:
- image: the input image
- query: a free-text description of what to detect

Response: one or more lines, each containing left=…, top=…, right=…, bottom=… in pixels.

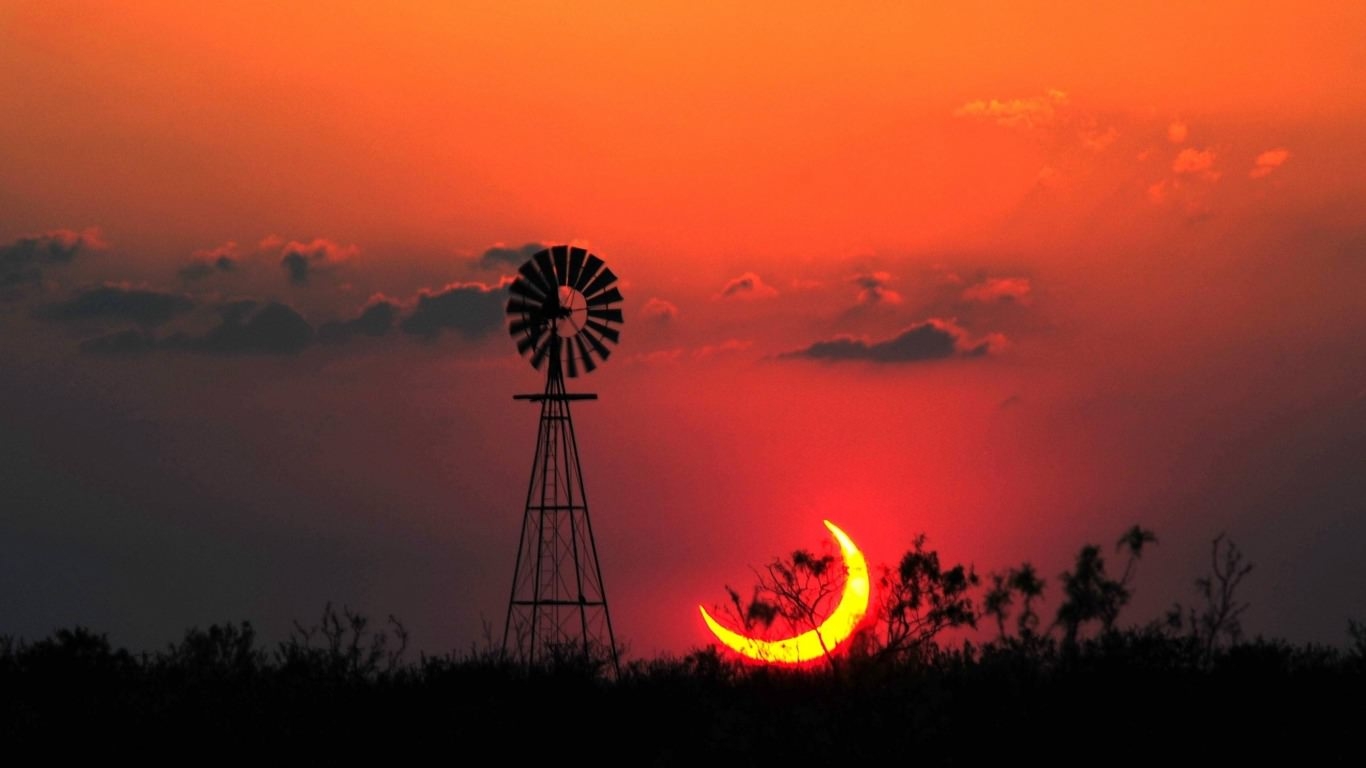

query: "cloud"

left=633, top=348, right=685, bottom=366
left=851, top=272, right=901, bottom=305
left=718, top=272, right=777, bottom=300
left=954, top=89, right=1069, bottom=130
left=1250, top=148, right=1291, bottom=179
left=693, top=338, right=752, bottom=360
left=783, top=319, right=1002, bottom=363
left=640, top=297, right=679, bottom=323
left=1148, top=146, right=1222, bottom=216
left=634, top=339, right=753, bottom=365
left=1172, top=147, right=1219, bottom=180
left=0, top=228, right=107, bottom=291
left=164, top=301, right=314, bottom=355
left=318, top=297, right=400, bottom=344
left=35, top=285, right=195, bottom=327
left=399, top=280, right=508, bottom=339
left=962, top=277, right=1032, bottom=304
left=277, top=238, right=357, bottom=285
left=479, top=242, right=544, bottom=270
left=1167, top=121, right=1188, bottom=144
left=60, top=275, right=513, bottom=358
left=954, top=89, right=1117, bottom=157
left=180, top=242, right=240, bottom=280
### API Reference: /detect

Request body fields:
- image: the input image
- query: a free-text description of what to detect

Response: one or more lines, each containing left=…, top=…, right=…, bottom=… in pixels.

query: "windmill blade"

left=581, top=267, right=617, bottom=301
left=516, top=262, right=553, bottom=301
left=517, top=324, right=548, bottom=355
left=508, top=278, right=548, bottom=304
left=506, top=296, right=544, bottom=316
left=573, top=255, right=604, bottom=292
left=530, top=333, right=556, bottom=370
left=574, top=335, right=597, bottom=374
left=585, top=320, right=620, bottom=344
left=567, top=248, right=587, bottom=289
left=552, top=245, right=569, bottom=286
left=508, top=247, right=623, bottom=376
left=582, top=328, right=612, bottom=361
left=533, top=250, right=557, bottom=294
left=565, top=339, right=578, bottom=378
left=585, top=287, right=623, bottom=308
left=508, top=316, right=547, bottom=337
left=586, top=307, right=623, bottom=324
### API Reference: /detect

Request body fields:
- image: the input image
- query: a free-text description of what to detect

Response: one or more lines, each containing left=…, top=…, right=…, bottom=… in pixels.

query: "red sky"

left=3, top=1, right=1365, bottom=658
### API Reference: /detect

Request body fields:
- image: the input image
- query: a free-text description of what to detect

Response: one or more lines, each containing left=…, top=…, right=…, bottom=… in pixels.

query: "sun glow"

left=699, top=519, right=870, bottom=664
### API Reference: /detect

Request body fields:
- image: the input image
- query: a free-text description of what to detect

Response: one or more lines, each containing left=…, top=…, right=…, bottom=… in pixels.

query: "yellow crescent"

left=699, top=519, right=870, bottom=664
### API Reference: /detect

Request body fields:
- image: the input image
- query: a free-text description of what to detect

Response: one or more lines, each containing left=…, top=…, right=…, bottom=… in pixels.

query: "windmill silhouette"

left=502, top=245, right=623, bottom=674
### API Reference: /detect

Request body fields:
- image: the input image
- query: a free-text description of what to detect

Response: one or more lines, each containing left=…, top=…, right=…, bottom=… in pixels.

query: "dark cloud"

left=718, top=272, right=777, bottom=299
left=79, top=329, right=156, bottom=356
left=164, top=301, right=314, bottom=355
left=0, top=228, right=106, bottom=292
left=35, top=286, right=195, bottom=327
left=851, top=271, right=901, bottom=305
left=318, top=298, right=400, bottom=344
left=480, top=242, right=544, bottom=270
left=784, top=319, right=1001, bottom=363
left=399, top=281, right=506, bottom=339
left=53, top=277, right=508, bottom=358
left=278, top=238, right=356, bottom=286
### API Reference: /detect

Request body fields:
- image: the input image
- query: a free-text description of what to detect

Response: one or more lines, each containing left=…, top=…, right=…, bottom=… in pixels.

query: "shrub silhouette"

left=3, top=529, right=1363, bottom=760
left=870, top=533, right=979, bottom=661
left=1053, top=526, right=1157, bottom=650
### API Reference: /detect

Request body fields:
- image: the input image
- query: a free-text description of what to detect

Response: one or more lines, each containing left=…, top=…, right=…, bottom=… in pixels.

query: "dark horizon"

left=3, top=2, right=1365, bottom=662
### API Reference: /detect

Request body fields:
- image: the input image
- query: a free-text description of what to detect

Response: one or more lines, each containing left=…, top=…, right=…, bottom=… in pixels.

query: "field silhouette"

left=3, top=530, right=1363, bottom=761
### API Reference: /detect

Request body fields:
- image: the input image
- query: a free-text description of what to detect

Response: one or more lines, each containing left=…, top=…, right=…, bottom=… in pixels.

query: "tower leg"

left=503, top=369, right=619, bottom=675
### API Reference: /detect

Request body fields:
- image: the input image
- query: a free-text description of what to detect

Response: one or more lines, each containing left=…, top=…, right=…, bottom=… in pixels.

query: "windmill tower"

left=502, top=245, right=623, bottom=674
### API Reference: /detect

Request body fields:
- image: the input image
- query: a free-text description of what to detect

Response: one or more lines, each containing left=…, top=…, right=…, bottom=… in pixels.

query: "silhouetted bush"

left=3, top=530, right=1363, bottom=760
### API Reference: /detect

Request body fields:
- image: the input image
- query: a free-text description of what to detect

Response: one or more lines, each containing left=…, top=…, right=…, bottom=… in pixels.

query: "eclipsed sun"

left=699, top=519, right=870, bottom=664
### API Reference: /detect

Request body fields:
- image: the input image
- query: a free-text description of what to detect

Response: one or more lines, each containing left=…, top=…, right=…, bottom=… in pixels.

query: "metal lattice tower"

left=502, top=245, right=622, bottom=674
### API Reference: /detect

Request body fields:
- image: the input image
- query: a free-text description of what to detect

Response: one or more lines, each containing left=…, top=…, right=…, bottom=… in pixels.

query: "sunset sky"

left=3, top=1, right=1365, bottom=659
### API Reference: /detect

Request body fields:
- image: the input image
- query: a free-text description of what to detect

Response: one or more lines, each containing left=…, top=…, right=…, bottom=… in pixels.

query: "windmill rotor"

left=503, top=243, right=623, bottom=674
left=506, top=245, right=623, bottom=377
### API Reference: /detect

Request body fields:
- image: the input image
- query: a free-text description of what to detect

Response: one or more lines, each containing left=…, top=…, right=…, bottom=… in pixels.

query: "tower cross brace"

left=503, top=359, right=620, bottom=674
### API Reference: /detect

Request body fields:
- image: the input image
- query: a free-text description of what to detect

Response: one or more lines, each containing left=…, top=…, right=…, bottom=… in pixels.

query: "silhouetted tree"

left=720, top=544, right=846, bottom=664
left=162, top=621, right=267, bottom=679
left=277, top=602, right=409, bottom=681
left=1010, top=563, right=1046, bottom=638
left=1348, top=620, right=1366, bottom=670
left=984, top=573, right=1012, bottom=639
left=983, top=563, right=1046, bottom=641
left=1116, top=525, right=1158, bottom=583
left=1164, top=533, right=1252, bottom=661
left=1055, top=525, right=1156, bottom=648
left=873, top=534, right=979, bottom=660
left=716, top=533, right=978, bottom=667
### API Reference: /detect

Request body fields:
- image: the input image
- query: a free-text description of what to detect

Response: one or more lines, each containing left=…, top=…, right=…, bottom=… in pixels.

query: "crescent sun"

left=699, top=519, right=870, bottom=664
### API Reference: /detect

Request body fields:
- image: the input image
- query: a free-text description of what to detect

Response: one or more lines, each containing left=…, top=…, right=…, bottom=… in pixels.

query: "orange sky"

left=2, top=2, right=1365, bottom=658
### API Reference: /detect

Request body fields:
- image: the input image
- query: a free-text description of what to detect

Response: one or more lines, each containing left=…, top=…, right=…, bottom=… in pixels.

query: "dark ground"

left=3, top=619, right=1361, bottom=763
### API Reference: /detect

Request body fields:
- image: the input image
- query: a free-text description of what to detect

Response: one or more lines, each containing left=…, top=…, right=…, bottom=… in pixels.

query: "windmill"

left=502, top=244, right=623, bottom=674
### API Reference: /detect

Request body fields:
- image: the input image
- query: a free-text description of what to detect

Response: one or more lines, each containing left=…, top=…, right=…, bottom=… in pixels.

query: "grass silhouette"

left=2, top=533, right=1362, bottom=760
